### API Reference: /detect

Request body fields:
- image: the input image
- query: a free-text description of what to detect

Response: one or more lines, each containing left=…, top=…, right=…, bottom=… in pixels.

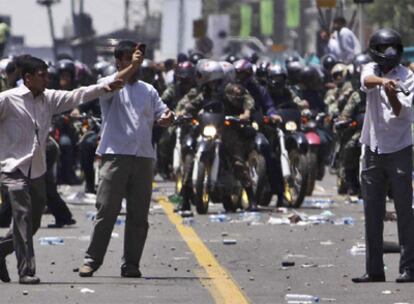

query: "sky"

left=0, top=0, right=162, bottom=47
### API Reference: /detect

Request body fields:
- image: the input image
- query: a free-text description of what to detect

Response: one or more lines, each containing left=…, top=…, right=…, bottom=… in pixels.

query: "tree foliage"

left=364, top=0, right=414, bottom=45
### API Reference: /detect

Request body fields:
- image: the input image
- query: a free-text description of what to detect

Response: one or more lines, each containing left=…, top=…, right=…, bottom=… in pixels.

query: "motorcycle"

left=172, top=115, right=198, bottom=201
left=191, top=112, right=256, bottom=214
left=329, top=114, right=363, bottom=194
left=301, top=110, right=327, bottom=196
left=260, top=108, right=309, bottom=208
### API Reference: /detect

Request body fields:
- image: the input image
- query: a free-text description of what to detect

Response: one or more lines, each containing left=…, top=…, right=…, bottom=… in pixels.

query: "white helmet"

left=219, top=61, right=235, bottom=84
left=331, top=63, right=348, bottom=79
left=196, top=60, right=224, bottom=86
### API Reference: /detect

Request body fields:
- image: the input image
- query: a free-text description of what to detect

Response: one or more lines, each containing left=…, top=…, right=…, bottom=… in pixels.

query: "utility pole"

left=37, top=0, right=60, bottom=60
left=177, top=0, right=185, bottom=53
left=125, top=0, right=130, bottom=29
left=358, top=3, right=365, bottom=49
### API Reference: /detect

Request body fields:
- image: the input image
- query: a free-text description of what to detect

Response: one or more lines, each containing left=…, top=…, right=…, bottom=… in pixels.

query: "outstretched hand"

left=157, top=110, right=175, bottom=127
left=103, top=79, right=124, bottom=92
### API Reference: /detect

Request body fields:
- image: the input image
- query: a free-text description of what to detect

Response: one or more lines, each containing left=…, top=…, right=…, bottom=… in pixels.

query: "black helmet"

left=286, top=61, right=304, bottom=85
left=285, top=55, right=301, bottom=66
left=256, top=61, right=270, bottom=84
left=233, top=59, right=253, bottom=83
left=189, top=52, right=205, bottom=65
left=267, top=64, right=287, bottom=91
left=225, top=54, right=239, bottom=64
left=321, top=54, right=339, bottom=72
left=56, top=59, right=76, bottom=77
left=368, top=28, right=403, bottom=68
left=353, top=53, right=372, bottom=75
left=175, top=61, right=195, bottom=79
left=299, top=65, right=322, bottom=89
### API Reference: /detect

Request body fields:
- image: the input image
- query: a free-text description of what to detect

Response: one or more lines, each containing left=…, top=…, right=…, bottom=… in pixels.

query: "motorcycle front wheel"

left=283, top=151, right=308, bottom=208
left=194, top=160, right=210, bottom=214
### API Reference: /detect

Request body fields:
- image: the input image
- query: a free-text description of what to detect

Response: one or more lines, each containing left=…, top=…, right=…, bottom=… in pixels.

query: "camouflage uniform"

left=156, top=84, right=195, bottom=178
left=324, top=81, right=354, bottom=117
left=336, top=88, right=365, bottom=194
left=222, top=84, right=256, bottom=189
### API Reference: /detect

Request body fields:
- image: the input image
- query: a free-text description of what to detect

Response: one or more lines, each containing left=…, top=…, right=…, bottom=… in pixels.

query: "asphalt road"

left=0, top=173, right=412, bottom=304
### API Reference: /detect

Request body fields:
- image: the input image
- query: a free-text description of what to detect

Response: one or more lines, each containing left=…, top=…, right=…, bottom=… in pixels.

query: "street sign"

left=316, top=0, right=336, bottom=8
left=193, top=19, right=206, bottom=38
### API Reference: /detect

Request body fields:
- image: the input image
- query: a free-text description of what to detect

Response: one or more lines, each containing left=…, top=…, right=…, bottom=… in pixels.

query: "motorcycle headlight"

left=203, top=125, right=217, bottom=137
left=285, top=121, right=297, bottom=131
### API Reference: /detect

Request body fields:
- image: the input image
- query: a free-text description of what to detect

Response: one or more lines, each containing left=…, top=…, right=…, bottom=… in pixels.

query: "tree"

left=364, top=0, right=414, bottom=45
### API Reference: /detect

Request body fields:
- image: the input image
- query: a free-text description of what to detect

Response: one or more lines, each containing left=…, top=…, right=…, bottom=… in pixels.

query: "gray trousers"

left=361, top=146, right=414, bottom=275
left=0, top=170, right=46, bottom=277
left=84, top=155, right=154, bottom=269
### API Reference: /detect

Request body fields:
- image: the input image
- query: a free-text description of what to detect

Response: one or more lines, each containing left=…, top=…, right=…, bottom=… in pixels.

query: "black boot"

left=0, top=259, right=10, bottom=283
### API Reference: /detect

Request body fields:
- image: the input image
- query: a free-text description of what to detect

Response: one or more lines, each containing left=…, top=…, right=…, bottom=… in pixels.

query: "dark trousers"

left=84, top=155, right=153, bottom=269
left=0, top=189, right=12, bottom=227
left=0, top=171, right=46, bottom=277
left=361, top=146, right=414, bottom=275
left=45, top=138, right=73, bottom=223
left=79, top=133, right=98, bottom=193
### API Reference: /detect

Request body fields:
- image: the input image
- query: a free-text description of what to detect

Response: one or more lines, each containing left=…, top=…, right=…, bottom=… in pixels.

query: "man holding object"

left=79, top=40, right=173, bottom=278
left=352, top=28, right=414, bottom=283
left=0, top=56, right=122, bottom=284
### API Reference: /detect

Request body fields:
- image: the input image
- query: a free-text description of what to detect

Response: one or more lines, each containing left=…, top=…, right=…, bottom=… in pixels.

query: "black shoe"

left=0, top=259, right=10, bottom=283
left=79, top=264, right=97, bottom=277
left=352, top=273, right=385, bottom=283
left=19, top=275, right=40, bottom=284
left=121, top=265, right=142, bottom=278
left=396, top=270, right=414, bottom=283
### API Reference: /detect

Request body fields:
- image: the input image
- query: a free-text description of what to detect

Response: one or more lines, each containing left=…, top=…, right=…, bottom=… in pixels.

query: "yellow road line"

left=157, top=197, right=250, bottom=304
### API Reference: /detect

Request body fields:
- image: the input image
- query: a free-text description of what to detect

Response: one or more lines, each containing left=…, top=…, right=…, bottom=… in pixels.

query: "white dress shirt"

left=327, top=27, right=361, bottom=64
left=0, top=83, right=106, bottom=178
left=96, top=74, right=168, bottom=158
left=360, top=62, right=414, bottom=154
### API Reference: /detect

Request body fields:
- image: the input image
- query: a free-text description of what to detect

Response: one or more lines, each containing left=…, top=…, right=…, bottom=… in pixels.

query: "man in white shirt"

left=0, top=56, right=122, bottom=284
left=79, top=40, right=174, bottom=278
left=352, top=28, right=414, bottom=283
left=327, top=17, right=361, bottom=64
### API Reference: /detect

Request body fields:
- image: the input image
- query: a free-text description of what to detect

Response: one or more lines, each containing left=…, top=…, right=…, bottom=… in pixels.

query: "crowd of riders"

left=1, top=24, right=412, bottom=222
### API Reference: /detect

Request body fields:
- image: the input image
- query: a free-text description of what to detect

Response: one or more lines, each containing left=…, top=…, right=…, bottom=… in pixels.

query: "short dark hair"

left=114, top=40, right=138, bottom=60
left=20, top=56, right=48, bottom=78
left=333, top=16, right=347, bottom=26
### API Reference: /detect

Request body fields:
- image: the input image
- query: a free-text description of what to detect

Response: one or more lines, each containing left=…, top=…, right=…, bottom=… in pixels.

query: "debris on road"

left=349, top=243, right=366, bottom=256
left=80, top=288, right=95, bottom=294
left=281, top=261, right=295, bottom=267
left=285, top=293, right=320, bottom=303
left=302, top=198, right=334, bottom=209
left=209, top=214, right=231, bottom=223
left=223, top=239, right=237, bottom=245
left=65, top=191, right=96, bottom=205
left=238, top=212, right=261, bottom=224
left=39, top=237, right=64, bottom=245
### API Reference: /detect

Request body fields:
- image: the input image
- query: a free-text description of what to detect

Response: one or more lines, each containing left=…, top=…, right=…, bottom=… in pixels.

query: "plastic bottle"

left=285, top=294, right=319, bottom=303
left=209, top=214, right=231, bottom=223
left=182, top=217, right=194, bottom=226
left=39, top=237, right=64, bottom=245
